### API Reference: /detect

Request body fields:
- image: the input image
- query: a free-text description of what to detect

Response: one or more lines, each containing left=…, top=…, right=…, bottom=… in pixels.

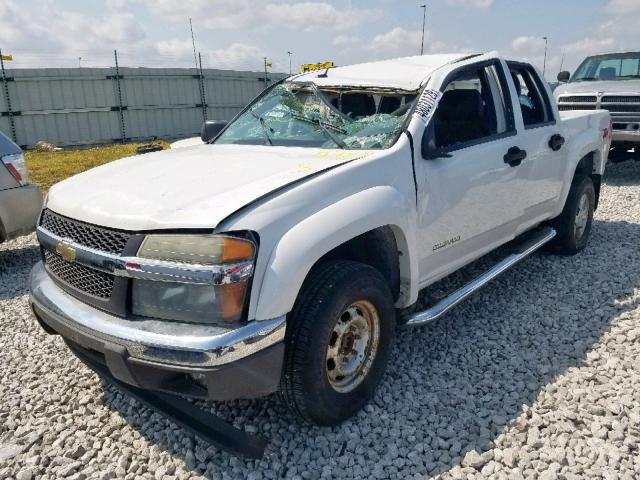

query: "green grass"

left=26, top=142, right=169, bottom=192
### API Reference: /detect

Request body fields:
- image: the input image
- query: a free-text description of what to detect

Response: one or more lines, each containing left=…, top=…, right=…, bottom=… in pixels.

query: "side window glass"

left=509, top=66, right=552, bottom=128
left=433, top=64, right=508, bottom=149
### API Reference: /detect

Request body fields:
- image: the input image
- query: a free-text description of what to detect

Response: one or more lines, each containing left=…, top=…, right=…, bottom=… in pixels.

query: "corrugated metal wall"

left=0, top=67, right=287, bottom=148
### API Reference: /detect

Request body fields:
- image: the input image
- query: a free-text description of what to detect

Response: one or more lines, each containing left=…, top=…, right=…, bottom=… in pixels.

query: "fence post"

left=198, top=52, right=207, bottom=122
left=0, top=48, right=17, bottom=144
left=113, top=50, right=126, bottom=143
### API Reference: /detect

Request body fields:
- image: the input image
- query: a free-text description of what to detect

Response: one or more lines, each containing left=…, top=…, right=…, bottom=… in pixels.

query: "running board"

left=405, top=227, right=556, bottom=328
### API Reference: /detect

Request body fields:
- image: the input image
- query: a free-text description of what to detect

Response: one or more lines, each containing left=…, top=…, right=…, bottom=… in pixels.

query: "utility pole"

left=0, top=48, right=17, bottom=142
left=420, top=4, right=427, bottom=55
left=287, top=51, right=293, bottom=75
left=543, top=36, right=548, bottom=77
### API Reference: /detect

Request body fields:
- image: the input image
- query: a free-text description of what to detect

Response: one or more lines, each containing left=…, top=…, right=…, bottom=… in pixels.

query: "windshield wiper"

left=317, top=117, right=348, bottom=149
left=249, top=109, right=274, bottom=146
left=618, top=74, right=640, bottom=79
left=291, top=112, right=348, bottom=149
left=575, top=77, right=598, bottom=82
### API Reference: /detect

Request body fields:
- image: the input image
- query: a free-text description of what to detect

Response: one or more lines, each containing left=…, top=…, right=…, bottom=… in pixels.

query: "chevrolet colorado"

left=30, top=53, right=610, bottom=427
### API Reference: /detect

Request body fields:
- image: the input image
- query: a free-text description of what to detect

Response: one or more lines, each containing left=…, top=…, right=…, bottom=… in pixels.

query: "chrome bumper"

left=612, top=128, right=640, bottom=143
left=29, top=261, right=286, bottom=368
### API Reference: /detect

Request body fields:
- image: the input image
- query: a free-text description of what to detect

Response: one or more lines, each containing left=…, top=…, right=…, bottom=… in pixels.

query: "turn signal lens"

left=221, top=237, right=255, bottom=263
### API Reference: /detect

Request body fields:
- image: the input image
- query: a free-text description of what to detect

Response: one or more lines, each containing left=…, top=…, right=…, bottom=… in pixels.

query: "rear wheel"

left=280, top=260, right=395, bottom=426
left=547, top=176, right=595, bottom=255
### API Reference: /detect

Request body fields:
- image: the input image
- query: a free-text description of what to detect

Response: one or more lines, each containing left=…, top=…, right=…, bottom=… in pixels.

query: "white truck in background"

left=556, top=51, right=639, bottom=161
left=30, top=53, right=610, bottom=430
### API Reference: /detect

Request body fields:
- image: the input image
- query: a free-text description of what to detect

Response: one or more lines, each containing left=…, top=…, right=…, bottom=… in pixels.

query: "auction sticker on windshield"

left=413, top=89, right=442, bottom=125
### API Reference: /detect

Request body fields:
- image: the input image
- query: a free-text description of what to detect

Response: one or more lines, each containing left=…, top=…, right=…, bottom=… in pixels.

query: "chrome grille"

left=44, top=251, right=114, bottom=299
left=601, top=96, right=640, bottom=103
left=41, top=209, right=130, bottom=255
left=558, top=96, right=597, bottom=103
left=559, top=105, right=596, bottom=111
left=601, top=104, right=640, bottom=113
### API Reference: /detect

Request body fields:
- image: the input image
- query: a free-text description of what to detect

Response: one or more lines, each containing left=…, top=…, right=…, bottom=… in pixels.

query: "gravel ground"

left=1, top=161, right=640, bottom=480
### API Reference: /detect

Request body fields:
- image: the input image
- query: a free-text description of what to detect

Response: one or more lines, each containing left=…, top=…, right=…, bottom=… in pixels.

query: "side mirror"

left=557, top=71, right=570, bottom=83
left=200, top=120, right=228, bottom=142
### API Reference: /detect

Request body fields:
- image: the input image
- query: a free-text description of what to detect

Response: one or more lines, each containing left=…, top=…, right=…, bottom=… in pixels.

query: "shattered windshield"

left=214, top=82, right=417, bottom=150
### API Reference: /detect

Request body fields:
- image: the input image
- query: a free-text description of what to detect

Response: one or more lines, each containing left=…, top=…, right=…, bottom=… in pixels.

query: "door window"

left=508, top=64, right=554, bottom=128
left=432, top=63, right=513, bottom=150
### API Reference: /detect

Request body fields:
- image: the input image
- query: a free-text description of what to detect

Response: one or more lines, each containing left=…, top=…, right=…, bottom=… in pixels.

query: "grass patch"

left=26, top=142, right=169, bottom=191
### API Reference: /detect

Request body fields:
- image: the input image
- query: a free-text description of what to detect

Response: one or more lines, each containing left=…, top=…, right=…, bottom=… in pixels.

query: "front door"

left=414, top=60, right=524, bottom=286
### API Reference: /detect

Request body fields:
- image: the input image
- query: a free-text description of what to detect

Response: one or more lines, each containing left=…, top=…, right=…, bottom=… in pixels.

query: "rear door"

left=506, top=62, right=567, bottom=231
left=414, top=60, right=524, bottom=285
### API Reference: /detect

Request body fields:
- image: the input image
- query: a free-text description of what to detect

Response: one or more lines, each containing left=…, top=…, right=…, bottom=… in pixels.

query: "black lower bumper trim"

left=69, top=342, right=267, bottom=459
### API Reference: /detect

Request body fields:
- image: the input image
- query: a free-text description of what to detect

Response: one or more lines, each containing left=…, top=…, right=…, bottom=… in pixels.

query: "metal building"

left=0, top=67, right=288, bottom=148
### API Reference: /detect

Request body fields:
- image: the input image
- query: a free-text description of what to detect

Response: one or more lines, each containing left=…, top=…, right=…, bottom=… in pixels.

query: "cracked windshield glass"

left=215, top=82, right=417, bottom=149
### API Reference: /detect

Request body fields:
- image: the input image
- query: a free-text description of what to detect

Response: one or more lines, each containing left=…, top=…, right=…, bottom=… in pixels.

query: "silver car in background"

left=0, top=131, right=42, bottom=242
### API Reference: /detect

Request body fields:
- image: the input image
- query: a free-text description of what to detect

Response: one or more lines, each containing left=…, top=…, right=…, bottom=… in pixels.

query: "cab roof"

left=290, top=53, right=480, bottom=91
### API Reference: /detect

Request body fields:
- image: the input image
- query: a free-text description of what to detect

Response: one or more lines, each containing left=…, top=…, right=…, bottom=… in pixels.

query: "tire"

left=280, top=260, right=396, bottom=426
left=547, top=175, right=595, bottom=255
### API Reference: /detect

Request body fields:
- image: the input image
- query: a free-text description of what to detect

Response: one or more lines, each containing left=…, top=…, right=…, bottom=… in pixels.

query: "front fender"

left=253, top=186, right=418, bottom=320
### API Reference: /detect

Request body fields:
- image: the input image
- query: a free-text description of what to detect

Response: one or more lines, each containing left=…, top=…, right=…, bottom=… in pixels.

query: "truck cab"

left=556, top=51, right=640, bottom=159
left=30, top=53, right=610, bottom=427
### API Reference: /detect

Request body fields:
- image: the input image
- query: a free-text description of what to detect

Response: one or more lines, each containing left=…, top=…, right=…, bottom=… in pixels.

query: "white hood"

left=46, top=144, right=368, bottom=231
left=555, top=79, right=640, bottom=96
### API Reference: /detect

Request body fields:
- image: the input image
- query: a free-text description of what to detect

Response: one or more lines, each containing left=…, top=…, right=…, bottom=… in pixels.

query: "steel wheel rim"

left=574, top=192, right=590, bottom=240
left=325, top=300, right=380, bottom=393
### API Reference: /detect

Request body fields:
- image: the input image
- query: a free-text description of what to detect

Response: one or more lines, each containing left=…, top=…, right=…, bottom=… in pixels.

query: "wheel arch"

left=253, top=186, right=418, bottom=321
left=573, top=151, right=603, bottom=210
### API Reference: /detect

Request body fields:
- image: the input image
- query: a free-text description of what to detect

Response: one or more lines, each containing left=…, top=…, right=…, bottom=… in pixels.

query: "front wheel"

left=279, top=260, right=395, bottom=426
left=547, top=175, right=595, bottom=255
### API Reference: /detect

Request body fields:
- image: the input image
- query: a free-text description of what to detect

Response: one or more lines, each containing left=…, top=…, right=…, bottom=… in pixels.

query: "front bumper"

left=611, top=125, right=640, bottom=144
left=29, top=262, right=286, bottom=400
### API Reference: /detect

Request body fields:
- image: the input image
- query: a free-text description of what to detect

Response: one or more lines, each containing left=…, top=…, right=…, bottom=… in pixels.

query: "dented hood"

left=46, top=144, right=367, bottom=231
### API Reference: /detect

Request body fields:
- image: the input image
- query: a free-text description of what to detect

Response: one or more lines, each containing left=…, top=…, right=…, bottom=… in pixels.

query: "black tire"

left=280, top=260, right=395, bottom=426
left=547, top=175, right=595, bottom=255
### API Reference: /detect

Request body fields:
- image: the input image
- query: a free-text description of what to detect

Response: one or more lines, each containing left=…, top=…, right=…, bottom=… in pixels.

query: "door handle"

left=504, top=147, right=527, bottom=167
left=549, top=134, right=565, bottom=151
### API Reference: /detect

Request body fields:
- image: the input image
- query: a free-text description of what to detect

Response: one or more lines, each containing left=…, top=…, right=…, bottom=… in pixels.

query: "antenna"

left=189, top=18, right=199, bottom=71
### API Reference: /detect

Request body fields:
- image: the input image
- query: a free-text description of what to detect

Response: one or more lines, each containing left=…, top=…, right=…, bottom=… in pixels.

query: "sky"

left=1, top=0, right=639, bottom=80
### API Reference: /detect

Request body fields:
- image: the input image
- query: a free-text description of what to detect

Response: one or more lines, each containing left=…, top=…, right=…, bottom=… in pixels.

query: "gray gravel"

left=1, top=161, right=640, bottom=480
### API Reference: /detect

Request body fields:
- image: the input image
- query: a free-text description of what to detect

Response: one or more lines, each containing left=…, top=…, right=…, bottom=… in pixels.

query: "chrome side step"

left=405, top=226, right=556, bottom=328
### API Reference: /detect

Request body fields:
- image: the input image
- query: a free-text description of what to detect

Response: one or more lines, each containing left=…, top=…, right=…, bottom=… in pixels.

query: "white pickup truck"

left=556, top=51, right=640, bottom=160
left=30, top=53, right=611, bottom=427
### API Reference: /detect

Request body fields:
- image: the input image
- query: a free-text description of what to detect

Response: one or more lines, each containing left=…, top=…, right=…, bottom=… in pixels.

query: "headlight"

left=130, top=234, right=256, bottom=324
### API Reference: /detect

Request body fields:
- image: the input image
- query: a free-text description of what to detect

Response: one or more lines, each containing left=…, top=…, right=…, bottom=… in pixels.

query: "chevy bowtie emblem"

left=56, top=240, right=77, bottom=262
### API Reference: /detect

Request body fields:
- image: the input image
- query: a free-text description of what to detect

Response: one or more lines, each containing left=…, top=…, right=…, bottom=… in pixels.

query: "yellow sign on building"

left=301, top=62, right=334, bottom=73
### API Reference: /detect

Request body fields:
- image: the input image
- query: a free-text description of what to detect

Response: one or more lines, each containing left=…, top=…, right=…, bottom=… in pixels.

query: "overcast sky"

left=1, top=0, right=639, bottom=79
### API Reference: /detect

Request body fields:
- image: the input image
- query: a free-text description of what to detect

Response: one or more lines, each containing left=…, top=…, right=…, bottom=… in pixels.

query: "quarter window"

left=508, top=65, right=554, bottom=128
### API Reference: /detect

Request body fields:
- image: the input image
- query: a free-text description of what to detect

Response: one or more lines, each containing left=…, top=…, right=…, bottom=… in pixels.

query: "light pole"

left=543, top=36, right=548, bottom=77
left=287, top=51, right=293, bottom=75
left=78, top=57, right=82, bottom=68
left=420, top=4, right=427, bottom=55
